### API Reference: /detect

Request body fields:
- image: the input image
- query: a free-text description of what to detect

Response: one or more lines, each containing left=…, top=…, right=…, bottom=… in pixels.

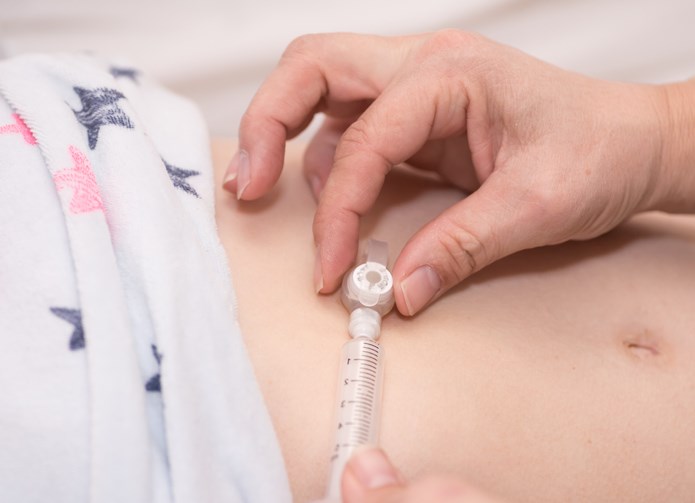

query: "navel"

left=619, top=328, right=665, bottom=361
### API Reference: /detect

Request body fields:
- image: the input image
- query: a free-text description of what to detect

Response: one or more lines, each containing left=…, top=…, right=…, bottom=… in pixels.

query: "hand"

left=340, top=447, right=507, bottom=502
left=225, top=30, right=683, bottom=315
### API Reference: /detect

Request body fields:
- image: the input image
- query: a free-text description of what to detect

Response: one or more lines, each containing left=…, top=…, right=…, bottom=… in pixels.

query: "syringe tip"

left=348, top=307, right=381, bottom=340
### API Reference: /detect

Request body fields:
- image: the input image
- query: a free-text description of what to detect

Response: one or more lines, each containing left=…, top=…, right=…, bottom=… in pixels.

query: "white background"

left=2, top=0, right=694, bottom=136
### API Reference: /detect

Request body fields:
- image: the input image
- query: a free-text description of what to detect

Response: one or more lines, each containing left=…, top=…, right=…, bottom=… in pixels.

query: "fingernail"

left=236, top=150, right=251, bottom=200
left=400, top=265, right=441, bottom=315
left=314, top=246, right=324, bottom=293
left=347, top=447, right=399, bottom=489
left=309, top=174, right=322, bottom=201
left=223, top=150, right=240, bottom=187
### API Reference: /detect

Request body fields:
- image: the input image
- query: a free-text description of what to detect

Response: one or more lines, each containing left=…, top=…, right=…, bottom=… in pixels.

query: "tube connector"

left=341, top=240, right=395, bottom=339
left=348, top=307, right=381, bottom=340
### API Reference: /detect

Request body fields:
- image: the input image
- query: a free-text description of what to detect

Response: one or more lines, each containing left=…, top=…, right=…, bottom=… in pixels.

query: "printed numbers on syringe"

left=336, top=357, right=380, bottom=447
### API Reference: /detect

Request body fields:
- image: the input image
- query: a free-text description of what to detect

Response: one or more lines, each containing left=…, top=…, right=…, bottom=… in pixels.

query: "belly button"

left=620, top=329, right=663, bottom=360
left=624, top=340, right=659, bottom=358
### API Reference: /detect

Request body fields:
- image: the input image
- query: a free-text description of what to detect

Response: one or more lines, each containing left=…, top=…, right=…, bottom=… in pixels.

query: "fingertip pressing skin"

left=223, top=41, right=327, bottom=200
left=225, top=32, right=413, bottom=202
left=229, top=32, right=474, bottom=301
left=390, top=170, right=554, bottom=316
left=311, top=81, right=451, bottom=294
left=313, top=245, right=324, bottom=293
left=230, top=30, right=693, bottom=316
left=223, top=148, right=251, bottom=200
left=313, top=205, right=360, bottom=294
left=396, top=264, right=443, bottom=316
left=223, top=133, right=289, bottom=201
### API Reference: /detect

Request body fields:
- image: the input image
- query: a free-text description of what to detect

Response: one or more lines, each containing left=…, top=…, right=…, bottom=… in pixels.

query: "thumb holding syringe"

left=341, top=447, right=508, bottom=502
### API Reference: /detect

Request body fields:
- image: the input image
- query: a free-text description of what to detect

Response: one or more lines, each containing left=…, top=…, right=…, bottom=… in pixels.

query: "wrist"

left=652, top=79, right=695, bottom=213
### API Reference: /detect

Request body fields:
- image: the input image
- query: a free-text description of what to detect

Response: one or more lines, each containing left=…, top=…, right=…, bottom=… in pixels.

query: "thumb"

left=393, top=171, right=551, bottom=316
left=341, top=447, right=404, bottom=503
left=342, top=447, right=508, bottom=503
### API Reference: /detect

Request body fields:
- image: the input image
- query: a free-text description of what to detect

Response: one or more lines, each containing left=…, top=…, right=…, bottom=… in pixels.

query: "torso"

left=213, top=140, right=695, bottom=502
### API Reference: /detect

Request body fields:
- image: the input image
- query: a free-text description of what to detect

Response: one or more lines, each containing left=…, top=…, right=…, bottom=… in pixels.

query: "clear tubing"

left=326, top=336, right=385, bottom=500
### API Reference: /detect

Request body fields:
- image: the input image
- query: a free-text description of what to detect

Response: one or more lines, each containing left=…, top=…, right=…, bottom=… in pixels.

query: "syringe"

left=325, top=240, right=395, bottom=501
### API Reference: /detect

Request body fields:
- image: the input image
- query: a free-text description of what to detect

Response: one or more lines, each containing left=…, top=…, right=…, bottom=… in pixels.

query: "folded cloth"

left=0, top=54, right=291, bottom=503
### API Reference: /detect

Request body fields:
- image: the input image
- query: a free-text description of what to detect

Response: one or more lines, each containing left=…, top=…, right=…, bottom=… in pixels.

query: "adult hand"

left=225, top=30, right=690, bottom=315
left=340, top=447, right=507, bottom=502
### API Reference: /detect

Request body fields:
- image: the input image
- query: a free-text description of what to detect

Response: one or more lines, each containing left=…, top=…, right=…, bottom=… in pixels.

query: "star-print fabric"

left=0, top=54, right=291, bottom=503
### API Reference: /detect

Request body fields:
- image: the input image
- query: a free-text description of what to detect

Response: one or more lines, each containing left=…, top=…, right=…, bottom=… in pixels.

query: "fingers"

left=303, top=116, right=359, bottom=201
left=406, top=137, right=480, bottom=193
left=393, top=169, right=550, bottom=316
left=342, top=447, right=507, bottom=503
left=313, top=73, right=471, bottom=292
left=224, top=33, right=411, bottom=200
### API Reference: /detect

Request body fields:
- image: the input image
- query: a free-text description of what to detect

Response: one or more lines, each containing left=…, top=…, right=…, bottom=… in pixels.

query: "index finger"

left=314, top=67, right=471, bottom=293
left=226, top=33, right=413, bottom=200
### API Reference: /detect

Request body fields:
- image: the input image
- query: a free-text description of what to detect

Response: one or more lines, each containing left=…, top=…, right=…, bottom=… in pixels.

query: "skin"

left=224, top=30, right=695, bottom=319
left=341, top=447, right=506, bottom=502
left=214, top=140, right=695, bottom=502
left=220, top=30, right=695, bottom=500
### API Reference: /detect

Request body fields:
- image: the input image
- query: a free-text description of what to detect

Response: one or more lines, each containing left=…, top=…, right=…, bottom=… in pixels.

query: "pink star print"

left=53, top=146, right=104, bottom=214
left=0, top=113, right=37, bottom=145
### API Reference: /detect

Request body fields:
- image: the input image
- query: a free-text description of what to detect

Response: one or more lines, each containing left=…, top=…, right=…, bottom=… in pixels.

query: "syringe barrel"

left=326, top=336, right=385, bottom=500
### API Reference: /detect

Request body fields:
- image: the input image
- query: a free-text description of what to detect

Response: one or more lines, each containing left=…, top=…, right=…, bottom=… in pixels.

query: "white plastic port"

left=341, top=240, right=395, bottom=318
left=343, top=261, right=394, bottom=311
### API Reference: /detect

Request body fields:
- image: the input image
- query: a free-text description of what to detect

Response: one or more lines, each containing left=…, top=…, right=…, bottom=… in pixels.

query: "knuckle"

left=413, top=29, right=494, bottom=84
left=514, top=180, right=581, bottom=242
left=342, top=117, right=372, bottom=145
left=282, top=33, right=322, bottom=61
left=334, top=118, right=393, bottom=177
left=240, top=108, right=277, bottom=138
left=526, top=182, right=562, bottom=209
left=239, top=108, right=256, bottom=130
left=435, top=218, right=490, bottom=284
left=335, top=118, right=373, bottom=158
left=523, top=182, right=571, bottom=226
left=419, top=29, right=483, bottom=58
